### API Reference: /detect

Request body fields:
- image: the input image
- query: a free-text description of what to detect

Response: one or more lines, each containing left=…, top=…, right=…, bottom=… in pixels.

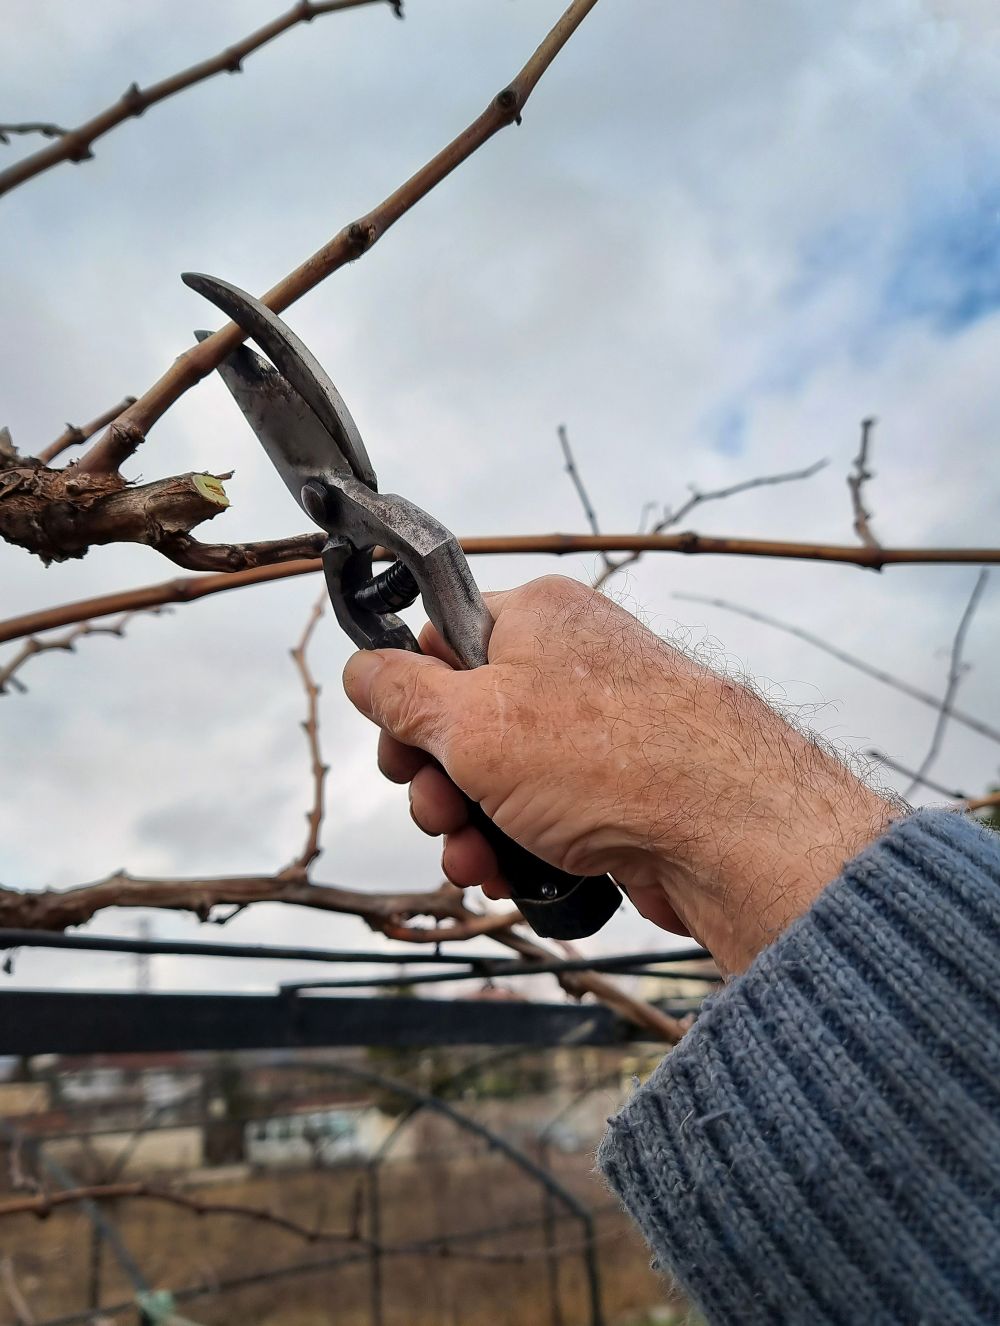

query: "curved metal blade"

left=194, top=333, right=356, bottom=522
left=183, top=272, right=377, bottom=491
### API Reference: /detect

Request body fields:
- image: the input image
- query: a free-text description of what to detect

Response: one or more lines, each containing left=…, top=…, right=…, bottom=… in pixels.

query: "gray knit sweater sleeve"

left=597, top=810, right=1000, bottom=1325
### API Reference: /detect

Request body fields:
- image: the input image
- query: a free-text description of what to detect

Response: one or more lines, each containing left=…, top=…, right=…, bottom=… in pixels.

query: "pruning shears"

left=183, top=272, right=622, bottom=941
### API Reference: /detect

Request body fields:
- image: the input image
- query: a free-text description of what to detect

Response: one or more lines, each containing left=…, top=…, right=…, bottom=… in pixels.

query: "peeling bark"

left=0, top=457, right=229, bottom=563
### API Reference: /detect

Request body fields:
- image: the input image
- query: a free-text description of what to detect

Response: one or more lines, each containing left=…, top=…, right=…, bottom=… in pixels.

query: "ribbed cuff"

left=598, top=810, right=1000, bottom=1325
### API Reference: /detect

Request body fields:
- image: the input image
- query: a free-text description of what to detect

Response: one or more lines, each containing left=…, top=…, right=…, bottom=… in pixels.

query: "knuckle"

left=528, top=574, right=590, bottom=608
left=375, top=667, right=432, bottom=741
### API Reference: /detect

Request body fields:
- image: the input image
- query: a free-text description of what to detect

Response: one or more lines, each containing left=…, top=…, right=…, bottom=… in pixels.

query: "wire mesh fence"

left=0, top=1044, right=697, bottom=1326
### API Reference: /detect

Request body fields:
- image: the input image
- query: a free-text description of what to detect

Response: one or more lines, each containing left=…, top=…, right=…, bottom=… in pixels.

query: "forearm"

left=599, top=809, right=1000, bottom=1325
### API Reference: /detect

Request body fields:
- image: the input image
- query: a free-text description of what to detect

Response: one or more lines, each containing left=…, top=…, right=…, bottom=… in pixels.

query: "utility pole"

left=134, top=917, right=152, bottom=993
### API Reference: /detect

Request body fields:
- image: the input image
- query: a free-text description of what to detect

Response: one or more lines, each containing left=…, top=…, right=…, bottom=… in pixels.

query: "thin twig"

left=0, top=1255, right=34, bottom=1326
left=5, top=533, right=1000, bottom=648
left=0, top=1183, right=357, bottom=1244
left=0, top=1182, right=624, bottom=1270
left=592, top=459, right=828, bottom=590
left=0, top=122, right=66, bottom=144
left=0, top=609, right=166, bottom=696
left=674, top=593, right=1000, bottom=748
left=966, top=789, right=1000, bottom=813
left=75, top=0, right=603, bottom=476
left=866, top=751, right=969, bottom=800
left=494, top=929, right=686, bottom=1043
left=903, top=570, right=990, bottom=799
left=0, top=1, right=399, bottom=198
left=36, top=397, right=137, bottom=466
left=556, top=425, right=611, bottom=572
left=847, top=417, right=880, bottom=549
left=288, top=594, right=328, bottom=872
left=866, top=752, right=1000, bottom=815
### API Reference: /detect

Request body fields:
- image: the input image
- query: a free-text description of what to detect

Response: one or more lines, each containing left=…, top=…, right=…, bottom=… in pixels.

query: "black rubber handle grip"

left=463, top=800, right=621, bottom=940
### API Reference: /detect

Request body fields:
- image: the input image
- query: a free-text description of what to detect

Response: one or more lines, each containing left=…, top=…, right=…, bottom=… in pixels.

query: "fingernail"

left=343, top=651, right=384, bottom=715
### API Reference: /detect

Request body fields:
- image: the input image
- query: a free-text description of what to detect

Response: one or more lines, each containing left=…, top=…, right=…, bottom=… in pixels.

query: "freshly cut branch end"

left=0, top=462, right=231, bottom=564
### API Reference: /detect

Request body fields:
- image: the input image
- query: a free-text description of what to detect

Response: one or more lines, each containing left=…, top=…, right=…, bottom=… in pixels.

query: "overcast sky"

left=2, top=0, right=999, bottom=997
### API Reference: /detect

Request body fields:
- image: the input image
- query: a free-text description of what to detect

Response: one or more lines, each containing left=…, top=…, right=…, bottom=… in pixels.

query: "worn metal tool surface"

left=183, top=272, right=622, bottom=941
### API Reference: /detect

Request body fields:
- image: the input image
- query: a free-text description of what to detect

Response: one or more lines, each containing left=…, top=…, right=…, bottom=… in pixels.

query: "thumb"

left=343, top=649, right=459, bottom=755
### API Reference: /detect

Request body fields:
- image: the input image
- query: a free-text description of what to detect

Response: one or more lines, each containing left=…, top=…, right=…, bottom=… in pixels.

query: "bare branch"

left=0, top=463, right=231, bottom=565
left=866, top=751, right=969, bottom=800
left=592, top=459, right=828, bottom=589
left=5, top=533, right=1000, bottom=648
left=288, top=594, right=329, bottom=873
left=35, top=396, right=137, bottom=466
left=74, top=0, right=603, bottom=476
left=0, top=1181, right=629, bottom=1268
left=158, top=530, right=324, bottom=573
left=0, top=870, right=513, bottom=937
left=966, top=789, right=1000, bottom=813
left=675, top=593, right=1000, bottom=748
left=866, top=752, right=1000, bottom=815
left=556, top=424, right=612, bottom=572
left=495, top=929, right=687, bottom=1044
left=0, top=1255, right=34, bottom=1326
left=0, top=609, right=167, bottom=696
left=847, top=417, right=880, bottom=549
left=0, top=1182, right=357, bottom=1245
left=0, top=1, right=399, bottom=198
left=0, top=121, right=66, bottom=145
left=0, top=866, right=678, bottom=1031
left=903, top=569, right=990, bottom=799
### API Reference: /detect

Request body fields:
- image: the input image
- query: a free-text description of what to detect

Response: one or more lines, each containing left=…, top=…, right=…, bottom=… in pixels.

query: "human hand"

left=343, top=576, right=896, bottom=973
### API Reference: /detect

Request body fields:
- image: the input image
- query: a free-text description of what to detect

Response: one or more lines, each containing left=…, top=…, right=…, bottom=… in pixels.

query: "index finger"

left=417, top=589, right=512, bottom=668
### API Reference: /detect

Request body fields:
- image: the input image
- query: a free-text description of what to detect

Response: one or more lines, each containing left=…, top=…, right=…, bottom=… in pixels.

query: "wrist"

left=612, top=667, right=899, bottom=973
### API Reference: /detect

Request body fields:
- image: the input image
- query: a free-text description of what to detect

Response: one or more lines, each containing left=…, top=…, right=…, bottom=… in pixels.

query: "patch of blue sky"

left=781, top=216, right=878, bottom=309
left=703, top=401, right=748, bottom=457
left=882, top=185, right=1000, bottom=333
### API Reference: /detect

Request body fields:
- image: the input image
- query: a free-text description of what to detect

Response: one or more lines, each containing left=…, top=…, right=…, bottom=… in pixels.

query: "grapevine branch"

left=867, top=752, right=968, bottom=800
left=902, top=569, right=989, bottom=800
left=5, top=532, right=1000, bottom=649
left=968, top=790, right=1000, bottom=813
left=555, top=423, right=829, bottom=591
left=0, top=1182, right=359, bottom=1245
left=0, top=0, right=400, bottom=198
left=847, top=417, right=881, bottom=549
left=35, top=397, right=138, bottom=466
left=596, top=461, right=828, bottom=590
left=0, top=1180, right=626, bottom=1268
left=556, top=425, right=612, bottom=573
left=0, top=869, right=517, bottom=939
left=0, top=121, right=66, bottom=144
left=74, top=0, right=602, bottom=479
left=0, top=1256, right=33, bottom=1326
left=0, top=609, right=167, bottom=696
left=867, top=754, right=1000, bottom=814
left=673, top=593, right=1000, bottom=747
left=288, top=595, right=329, bottom=873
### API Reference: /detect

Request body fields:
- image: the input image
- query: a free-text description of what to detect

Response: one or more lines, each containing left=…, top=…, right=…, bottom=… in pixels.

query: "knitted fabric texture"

left=598, top=810, right=1000, bottom=1326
